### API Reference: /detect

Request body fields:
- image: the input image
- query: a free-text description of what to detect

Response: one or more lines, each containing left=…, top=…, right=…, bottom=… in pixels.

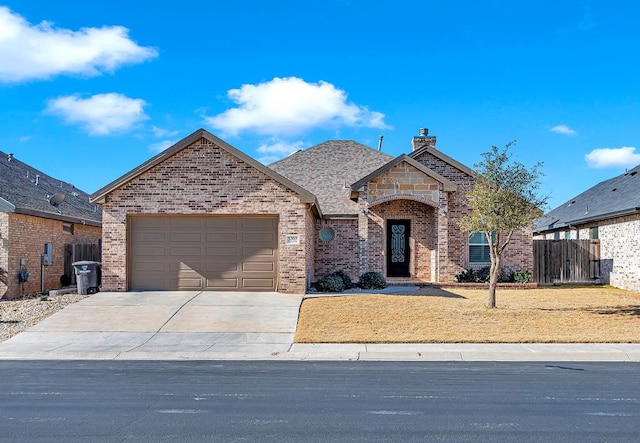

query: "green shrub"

left=313, top=270, right=355, bottom=293
left=454, top=266, right=516, bottom=283
left=314, top=275, right=345, bottom=293
left=454, top=268, right=477, bottom=283
left=475, top=266, right=491, bottom=282
left=513, top=270, right=532, bottom=283
left=499, top=267, right=515, bottom=283
left=358, top=271, right=387, bottom=289
left=328, top=270, right=353, bottom=290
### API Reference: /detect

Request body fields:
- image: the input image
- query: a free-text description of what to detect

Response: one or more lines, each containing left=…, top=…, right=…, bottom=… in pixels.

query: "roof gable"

left=90, top=129, right=320, bottom=213
left=0, top=151, right=101, bottom=225
left=351, top=154, right=457, bottom=192
left=409, top=144, right=477, bottom=178
left=534, top=164, right=640, bottom=232
left=270, top=140, right=393, bottom=216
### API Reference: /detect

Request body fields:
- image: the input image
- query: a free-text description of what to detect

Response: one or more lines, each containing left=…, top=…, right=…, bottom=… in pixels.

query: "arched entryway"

left=367, top=196, right=438, bottom=281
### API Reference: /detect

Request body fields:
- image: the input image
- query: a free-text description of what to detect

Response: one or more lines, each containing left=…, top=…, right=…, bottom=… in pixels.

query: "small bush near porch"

left=295, top=286, right=640, bottom=343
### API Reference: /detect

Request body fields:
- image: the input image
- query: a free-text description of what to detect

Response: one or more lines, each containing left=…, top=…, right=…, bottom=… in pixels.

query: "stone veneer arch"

left=368, top=193, right=440, bottom=209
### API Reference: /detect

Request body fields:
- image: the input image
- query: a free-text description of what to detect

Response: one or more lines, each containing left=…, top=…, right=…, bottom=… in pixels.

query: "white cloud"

left=205, top=77, right=389, bottom=136
left=149, top=139, right=177, bottom=153
left=151, top=126, right=178, bottom=138
left=256, top=139, right=305, bottom=164
left=19, top=136, right=32, bottom=142
left=45, top=93, right=148, bottom=135
left=585, top=147, right=640, bottom=169
left=550, top=124, right=577, bottom=136
left=0, top=6, right=157, bottom=83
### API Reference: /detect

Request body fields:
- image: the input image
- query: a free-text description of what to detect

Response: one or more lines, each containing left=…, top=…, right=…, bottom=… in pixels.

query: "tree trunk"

left=488, top=255, right=501, bottom=308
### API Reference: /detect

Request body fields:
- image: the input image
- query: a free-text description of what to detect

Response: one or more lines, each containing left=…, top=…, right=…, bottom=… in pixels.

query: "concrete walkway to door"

left=0, top=291, right=303, bottom=360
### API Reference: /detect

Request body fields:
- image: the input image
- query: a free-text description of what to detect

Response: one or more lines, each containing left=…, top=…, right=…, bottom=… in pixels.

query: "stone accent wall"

left=100, top=138, right=311, bottom=294
left=1, top=213, right=100, bottom=299
left=314, top=218, right=359, bottom=281
left=367, top=162, right=440, bottom=205
left=365, top=199, right=437, bottom=280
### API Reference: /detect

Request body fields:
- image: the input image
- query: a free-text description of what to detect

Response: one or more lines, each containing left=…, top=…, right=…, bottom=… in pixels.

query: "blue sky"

left=1, top=1, right=639, bottom=210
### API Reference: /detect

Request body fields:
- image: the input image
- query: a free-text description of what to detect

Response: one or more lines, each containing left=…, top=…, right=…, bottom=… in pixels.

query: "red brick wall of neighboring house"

left=100, top=137, right=311, bottom=294
left=314, top=218, right=360, bottom=281
left=1, top=213, right=100, bottom=299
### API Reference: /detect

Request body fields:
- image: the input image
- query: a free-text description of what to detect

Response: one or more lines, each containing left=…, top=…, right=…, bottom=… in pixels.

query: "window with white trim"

left=469, top=232, right=492, bottom=263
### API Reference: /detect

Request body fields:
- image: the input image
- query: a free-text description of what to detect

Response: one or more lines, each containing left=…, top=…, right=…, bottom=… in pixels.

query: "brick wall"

left=578, top=214, right=640, bottom=291
left=314, top=218, right=360, bottom=281
left=410, top=148, right=533, bottom=279
left=0, top=213, right=8, bottom=297
left=100, top=138, right=311, bottom=294
left=1, top=213, right=100, bottom=299
left=412, top=149, right=475, bottom=277
left=305, top=209, right=316, bottom=289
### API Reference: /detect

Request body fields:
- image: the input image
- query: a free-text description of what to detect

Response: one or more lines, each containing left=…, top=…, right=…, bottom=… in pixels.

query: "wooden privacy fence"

left=533, top=239, right=600, bottom=284
left=63, top=243, right=101, bottom=285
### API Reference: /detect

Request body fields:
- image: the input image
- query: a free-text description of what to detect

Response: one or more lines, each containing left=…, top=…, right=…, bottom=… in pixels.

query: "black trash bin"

left=72, top=261, right=102, bottom=295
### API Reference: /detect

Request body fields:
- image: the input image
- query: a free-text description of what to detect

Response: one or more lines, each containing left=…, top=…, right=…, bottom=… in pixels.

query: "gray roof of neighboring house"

left=0, top=151, right=101, bottom=226
left=269, top=140, right=394, bottom=217
left=534, top=164, right=640, bottom=232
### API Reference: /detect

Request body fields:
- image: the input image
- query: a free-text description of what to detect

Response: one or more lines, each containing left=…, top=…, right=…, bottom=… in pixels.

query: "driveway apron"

left=0, top=291, right=303, bottom=360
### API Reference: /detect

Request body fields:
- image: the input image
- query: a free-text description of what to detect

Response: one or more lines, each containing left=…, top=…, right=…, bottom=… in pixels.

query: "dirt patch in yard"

left=295, top=286, right=640, bottom=343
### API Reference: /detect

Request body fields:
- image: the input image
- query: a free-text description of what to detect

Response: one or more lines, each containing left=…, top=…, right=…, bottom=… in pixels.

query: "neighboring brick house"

left=534, top=165, right=640, bottom=291
left=0, top=152, right=102, bottom=299
left=91, top=128, right=533, bottom=294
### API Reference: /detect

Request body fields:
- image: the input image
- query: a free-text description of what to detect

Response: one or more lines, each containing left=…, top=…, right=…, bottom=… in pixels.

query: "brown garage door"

left=129, top=216, right=278, bottom=291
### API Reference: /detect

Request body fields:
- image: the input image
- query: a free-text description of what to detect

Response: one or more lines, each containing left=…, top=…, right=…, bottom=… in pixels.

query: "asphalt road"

left=0, top=361, right=639, bottom=442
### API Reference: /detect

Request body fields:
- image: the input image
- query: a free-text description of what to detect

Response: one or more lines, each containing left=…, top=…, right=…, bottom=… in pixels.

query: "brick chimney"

left=411, top=127, right=436, bottom=151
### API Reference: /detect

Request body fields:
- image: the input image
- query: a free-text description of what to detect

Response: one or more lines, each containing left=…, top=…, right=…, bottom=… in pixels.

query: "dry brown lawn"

left=294, top=286, right=640, bottom=343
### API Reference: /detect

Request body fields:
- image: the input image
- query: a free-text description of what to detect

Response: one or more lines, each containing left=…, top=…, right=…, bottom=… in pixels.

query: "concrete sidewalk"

left=1, top=291, right=639, bottom=361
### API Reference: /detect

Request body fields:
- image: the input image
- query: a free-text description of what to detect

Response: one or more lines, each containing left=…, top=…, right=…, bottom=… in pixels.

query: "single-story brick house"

left=534, top=165, right=640, bottom=291
left=90, top=128, right=533, bottom=294
left=0, top=151, right=102, bottom=299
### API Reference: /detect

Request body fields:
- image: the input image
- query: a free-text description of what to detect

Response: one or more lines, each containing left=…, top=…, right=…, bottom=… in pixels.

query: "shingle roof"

left=269, top=140, right=393, bottom=216
left=534, top=164, right=640, bottom=232
left=0, top=151, right=101, bottom=226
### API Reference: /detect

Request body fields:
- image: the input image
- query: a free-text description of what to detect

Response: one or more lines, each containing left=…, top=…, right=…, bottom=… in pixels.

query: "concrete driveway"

left=0, top=291, right=303, bottom=360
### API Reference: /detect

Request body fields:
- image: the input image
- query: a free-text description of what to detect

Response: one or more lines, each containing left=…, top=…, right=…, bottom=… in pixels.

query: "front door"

left=386, top=220, right=410, bottom=277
